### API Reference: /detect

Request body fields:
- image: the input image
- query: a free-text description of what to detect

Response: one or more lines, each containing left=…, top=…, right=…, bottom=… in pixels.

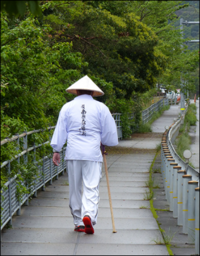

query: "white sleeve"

left=100, top=105, right=118, bottom=146
left=50, top=105, right=68, bottom=152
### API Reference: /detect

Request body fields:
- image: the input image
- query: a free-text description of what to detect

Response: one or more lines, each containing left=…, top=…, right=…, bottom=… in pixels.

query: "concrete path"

left=2, top=104, right=183, bottom=255
left=1, top=154, right=169, bottom=255
left=189, top=99, right=199, bottom=173
left=118, top=104, right=180, bottom=150
left=151, top=105, right=180, bottom=133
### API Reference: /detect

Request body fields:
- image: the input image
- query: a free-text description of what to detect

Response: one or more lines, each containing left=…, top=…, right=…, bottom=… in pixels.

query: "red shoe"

left=83, top=215, right=94, bottom=234
left=74, top=225, right=85, bottom=232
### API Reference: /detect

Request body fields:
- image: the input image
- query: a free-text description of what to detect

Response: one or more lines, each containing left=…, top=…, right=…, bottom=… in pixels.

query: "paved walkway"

left=118, top=105, right=180, bottom=150
left=1, top=105, right=181, bottom=255
left=151, top=105, right=180, bottom=133
left=189, top=99, right=199, bottom=172
left=1, top=154, right=169, bottom=255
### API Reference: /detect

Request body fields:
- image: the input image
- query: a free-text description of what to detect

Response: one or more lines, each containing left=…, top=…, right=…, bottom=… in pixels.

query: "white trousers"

left=67, top=160, right=102, bottom=227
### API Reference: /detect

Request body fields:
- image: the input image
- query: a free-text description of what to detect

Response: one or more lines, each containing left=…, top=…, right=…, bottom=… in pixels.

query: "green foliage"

left=127, top=1, right=198, bottom=95
left=1, top=1, right=198, bottom=207
left=156, top=143, right=161, bottom=153
left=138, top=123, right=152, bottom=133
left=144, top=190, right=154, bottom=200
left=1, top=1, right=42, bottom=18
left=185, top=108, right=197, bottom=126
left=42, top=1, right=167, bottom=99
left=176, top=132, right=191, bottom=159
left=189, top=103, right=197, bottom=112
left=175, top=103, right=197, bottom=160
left=1, top=12, right=87, bottom=137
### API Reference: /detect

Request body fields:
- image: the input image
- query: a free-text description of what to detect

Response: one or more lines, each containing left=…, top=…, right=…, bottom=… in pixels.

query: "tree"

left=1, top=12, right=87, bottom=139
left=41, top=1, right=166, bottom=100
left=1, top=1, right=42, bottom=18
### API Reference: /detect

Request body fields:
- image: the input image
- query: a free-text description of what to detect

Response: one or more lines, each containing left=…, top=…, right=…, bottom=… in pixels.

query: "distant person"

left=50, top=75, right=118, bottom=234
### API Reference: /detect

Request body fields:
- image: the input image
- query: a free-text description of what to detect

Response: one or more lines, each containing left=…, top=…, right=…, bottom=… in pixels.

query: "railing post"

left=177, top=170, right=185, bottom=226
left=49, top=132, right=53, bottom=184
left=188, top=180, right=198, bottom=244
left=23, top=131, right=28, bottom=164
left=7, top=161, right=12, bottom=227
left=23, top=131, right=29, bottom=206
left=182, top=174, right=192, bottom=234
left=42, top=143, right=45, bottom=191
left=195, top=187, right=199, bottom=255
left=166, top=158, right=175, bottom=203
left=50, top=153, right=53, bottom=185
left=33, top=143, right=37, bottom=198
left=169, top=162, right=178, bottom=210
left=172, top=165, right=182, bottom=218
left=15, top=134, right=21, bottom=216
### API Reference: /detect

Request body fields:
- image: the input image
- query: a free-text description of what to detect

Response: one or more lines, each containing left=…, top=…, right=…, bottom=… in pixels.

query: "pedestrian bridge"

left=1, top=104, right=199, bottom=255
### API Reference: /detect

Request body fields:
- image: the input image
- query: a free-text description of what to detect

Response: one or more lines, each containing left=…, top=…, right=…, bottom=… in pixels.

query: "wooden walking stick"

left=101, top=144, right=117, bottom=233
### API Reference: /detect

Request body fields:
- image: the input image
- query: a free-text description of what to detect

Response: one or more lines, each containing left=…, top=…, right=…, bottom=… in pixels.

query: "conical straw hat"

left=66, top=75, right=104, bottom=97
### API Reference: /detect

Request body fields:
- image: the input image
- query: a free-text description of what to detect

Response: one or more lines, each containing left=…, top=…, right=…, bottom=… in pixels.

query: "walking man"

left=50, top=75, right=118, bottom=234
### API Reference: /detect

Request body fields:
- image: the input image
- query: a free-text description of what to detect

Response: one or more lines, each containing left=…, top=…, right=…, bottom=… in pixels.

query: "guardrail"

left=1, top=114, right=122, bottom=230
left=0, top=127, right=67, bottom=230
left=161, top=110, right=199, bottom=255
left=142, top=98, right=169, bottom=124
left=112, top=113, right=122, bottom=139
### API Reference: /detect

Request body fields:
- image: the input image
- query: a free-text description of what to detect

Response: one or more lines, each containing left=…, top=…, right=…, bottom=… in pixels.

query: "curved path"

left=1, top=105, right=182, bottom=255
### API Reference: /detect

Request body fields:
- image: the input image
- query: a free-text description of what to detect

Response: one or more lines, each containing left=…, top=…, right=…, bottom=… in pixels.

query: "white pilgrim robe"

left=50, top=94, right=118, bottom=161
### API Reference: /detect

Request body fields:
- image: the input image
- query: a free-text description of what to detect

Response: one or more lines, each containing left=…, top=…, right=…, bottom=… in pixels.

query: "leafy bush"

left=185, top=106, right=197, bottom=126
left=175, top=103, right=197, bottom=161
left=189, top=103, right=197, bottom=112
left=137, top=123, right=152, bottom=133
left=176, top=132, right=191, bottom=159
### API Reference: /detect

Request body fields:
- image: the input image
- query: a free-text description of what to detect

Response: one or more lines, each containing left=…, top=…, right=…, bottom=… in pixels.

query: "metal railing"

left=0, top=127, right=67, bottom=230
left=161, top=110, right=199, bottom=255
left=142, top=98, right=169, bottom=124
left=1, top=114, right=123, bottom=230
left=112, top=113, right=122, bottom=139
left=112, top=98, right=170, bottom=137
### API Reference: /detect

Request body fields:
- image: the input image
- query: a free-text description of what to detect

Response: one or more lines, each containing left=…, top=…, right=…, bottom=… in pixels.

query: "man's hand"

left=53, top=152, right=60, bottom=166
left=101, top=143, right=107, bottom=155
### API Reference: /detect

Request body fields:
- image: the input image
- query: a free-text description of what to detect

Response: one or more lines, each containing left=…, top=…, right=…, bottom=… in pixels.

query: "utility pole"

left=180, top=18, right=199, bottom=116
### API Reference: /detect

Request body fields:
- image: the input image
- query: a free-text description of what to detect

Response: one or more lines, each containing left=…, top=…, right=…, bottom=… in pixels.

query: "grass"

left=189, top=103, right=197, bottom=112
left=153, top=168, right=161, bottom=173
left=153, top=184, right=160, bottom=189
left=137, top=122, right=152, bottom=133
left=185, top=107, right=197, bottom=126
left=155, top=208, right=170, bottom=211
left=147, top=151, right=174, bottom=255
left=145, top=177, right=154, bottom=188
left=144, top=190, right=154, bottom=200
left=156, top=143, right=161, bottom=152
left=175, top=103, right=197, bottom=161
left=140, top=206, right=148, bottom=209
left=153, top=228, right=176, bottom=246
left=176, top=132, right=191, bottom=159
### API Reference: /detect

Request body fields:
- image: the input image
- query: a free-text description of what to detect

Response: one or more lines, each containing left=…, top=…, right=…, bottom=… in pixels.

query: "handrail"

left=142, top=97, right=169, bottom=124
left=0, top=126, right=55, bottom=146
left=161, top=105, right=199, bottom=253
left=167, top=107, right=199, bottom=181
left=1, top=141, right=50, bottom=169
